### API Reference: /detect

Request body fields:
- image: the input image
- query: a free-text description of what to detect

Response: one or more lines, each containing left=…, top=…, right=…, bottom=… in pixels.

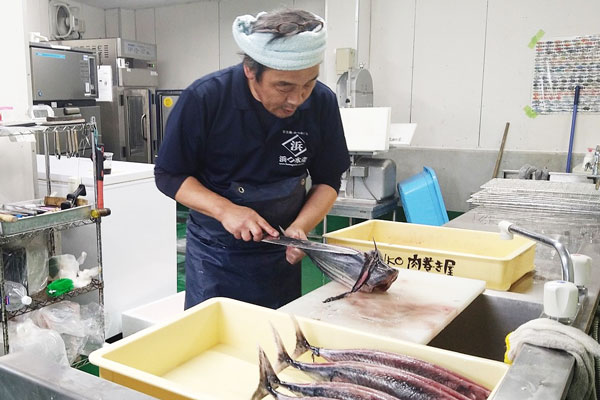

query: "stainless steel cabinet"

left=124, top=88, right=153, bottom=163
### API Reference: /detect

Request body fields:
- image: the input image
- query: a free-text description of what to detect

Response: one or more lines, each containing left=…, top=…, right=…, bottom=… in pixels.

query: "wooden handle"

left=0, top=213, right=17, bottom=223
left=492, top=122, right=510, bottom=179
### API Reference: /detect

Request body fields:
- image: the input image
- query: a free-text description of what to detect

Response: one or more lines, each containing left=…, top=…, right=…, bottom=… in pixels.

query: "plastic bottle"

left=3, top=281, right=32, bottom=312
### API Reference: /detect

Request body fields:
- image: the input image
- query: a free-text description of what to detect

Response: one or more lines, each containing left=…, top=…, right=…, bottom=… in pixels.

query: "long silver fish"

left=290, top=317, right=490, bottom=400
left=272, top=328, right=468, bottom=400
left=264, top=235, right=398, bottom=303
left=251, top=347, right=398, bottom=400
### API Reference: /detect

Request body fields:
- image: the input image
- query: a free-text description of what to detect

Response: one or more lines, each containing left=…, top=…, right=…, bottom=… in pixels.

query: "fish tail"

left=291, top=315, right=318, bottom=359
left=251, top=346, right=280, bottom=400
left=323, top=291, right=352, bottom=303
left=271, top=325, right=295, bottom=372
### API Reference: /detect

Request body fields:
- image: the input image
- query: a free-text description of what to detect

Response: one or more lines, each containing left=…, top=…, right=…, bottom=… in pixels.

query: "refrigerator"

left=55, top=38, right=159, bottom=164
left=156, top=90, right=182, bottom=161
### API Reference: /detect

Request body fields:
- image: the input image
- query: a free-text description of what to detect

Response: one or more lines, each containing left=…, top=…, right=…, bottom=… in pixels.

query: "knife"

left=262, top=235, right=360, bottom=255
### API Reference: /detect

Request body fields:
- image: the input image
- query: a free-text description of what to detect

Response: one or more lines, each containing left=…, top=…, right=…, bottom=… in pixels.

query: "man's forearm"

left=174, top=176, right=279, bottom=240
left=289, top=184, right=338, bottom=234
left=174, top=176, right=233, bottom=221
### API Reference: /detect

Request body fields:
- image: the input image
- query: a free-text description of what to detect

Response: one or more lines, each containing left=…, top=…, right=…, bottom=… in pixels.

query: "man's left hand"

left=283, top=226, right=307, bottom=265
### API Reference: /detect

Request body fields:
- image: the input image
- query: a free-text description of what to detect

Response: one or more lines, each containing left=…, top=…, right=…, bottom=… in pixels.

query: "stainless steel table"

left=323, top=196, right=398, bottom=235
left=0, top=351, right=157, bottom=400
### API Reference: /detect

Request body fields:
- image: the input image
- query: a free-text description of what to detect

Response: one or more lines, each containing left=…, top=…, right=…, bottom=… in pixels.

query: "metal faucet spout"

left=498, top=222, right=574, bottom=283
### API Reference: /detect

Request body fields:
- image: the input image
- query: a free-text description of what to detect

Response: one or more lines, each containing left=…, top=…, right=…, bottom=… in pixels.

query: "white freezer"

left=37, top=155, right=177, bottom=338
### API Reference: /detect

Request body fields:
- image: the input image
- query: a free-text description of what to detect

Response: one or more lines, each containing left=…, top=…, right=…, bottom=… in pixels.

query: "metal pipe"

left=566, top=85, right=581, bottom=172
left=507, top=224, right=574, bottom=283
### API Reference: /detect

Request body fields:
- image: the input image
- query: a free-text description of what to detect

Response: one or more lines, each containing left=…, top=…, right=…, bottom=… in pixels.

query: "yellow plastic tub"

left=89, top=298, right=508, bottom=400
left=323, top=220, right=536, bottom=291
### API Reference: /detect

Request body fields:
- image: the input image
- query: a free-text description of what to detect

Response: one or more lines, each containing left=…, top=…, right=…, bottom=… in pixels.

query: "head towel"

left=232, top=12, right=327, bottom=71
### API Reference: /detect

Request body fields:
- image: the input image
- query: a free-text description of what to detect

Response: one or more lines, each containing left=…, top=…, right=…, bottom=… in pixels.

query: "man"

left=155, top=9, right=350, bottom=310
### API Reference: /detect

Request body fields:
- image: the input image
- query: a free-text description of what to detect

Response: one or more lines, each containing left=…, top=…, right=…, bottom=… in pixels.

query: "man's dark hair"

left=242, top=54, right=267, bottom=82
left=253, top=9, right=321, bottom=40
left=242, top=9, right=322, bottom=82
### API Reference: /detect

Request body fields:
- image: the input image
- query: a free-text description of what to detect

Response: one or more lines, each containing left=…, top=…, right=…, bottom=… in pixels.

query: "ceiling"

left=74, top=0, right=215, bottom=10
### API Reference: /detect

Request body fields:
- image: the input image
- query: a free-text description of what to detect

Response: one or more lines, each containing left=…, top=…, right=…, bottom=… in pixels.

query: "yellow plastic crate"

left=323, top=220, right=536, bottom=291
left=90, top=298, right=508, bottom=400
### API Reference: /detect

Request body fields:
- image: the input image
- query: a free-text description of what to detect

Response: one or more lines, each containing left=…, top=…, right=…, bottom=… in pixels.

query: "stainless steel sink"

left=428, top=293, right=544, bottom=361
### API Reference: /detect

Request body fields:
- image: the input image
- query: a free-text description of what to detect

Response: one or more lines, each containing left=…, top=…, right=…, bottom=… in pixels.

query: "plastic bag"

left=73, top=266, right=99, bottom=289
left=8, top=319, right=69, bottom=367
left=25, top=234, right=49, bottom=295
left=80, top=302, right=105, bottom=355
left=48, top=251, right=87, bottom=281
left=30, top=301, right=87, bottom=364
left=2, top=246, right=27, bottom=290
left=1, top=234, right=48, bottom=295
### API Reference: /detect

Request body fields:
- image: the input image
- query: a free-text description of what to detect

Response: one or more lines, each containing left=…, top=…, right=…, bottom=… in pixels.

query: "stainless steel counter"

left=328, top=196, right=398, bottom=220
left=446, top=206, right=600, bottom=333
left=445, top=205, right=600, bottom=399
left=0, top=351, right=157, bottom=400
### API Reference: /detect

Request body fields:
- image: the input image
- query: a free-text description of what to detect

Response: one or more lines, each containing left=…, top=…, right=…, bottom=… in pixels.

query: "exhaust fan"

left=50, top=1, right=85, bottom=40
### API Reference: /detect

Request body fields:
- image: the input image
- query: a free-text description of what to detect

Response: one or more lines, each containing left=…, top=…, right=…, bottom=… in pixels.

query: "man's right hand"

left=219, top=203, right=279, bottom=242
left=175, top=177, right=278, bottom=241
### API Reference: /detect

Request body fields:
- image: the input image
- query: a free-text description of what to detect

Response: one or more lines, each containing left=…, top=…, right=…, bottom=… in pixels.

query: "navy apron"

left=184, top=174, right=307, bottom=310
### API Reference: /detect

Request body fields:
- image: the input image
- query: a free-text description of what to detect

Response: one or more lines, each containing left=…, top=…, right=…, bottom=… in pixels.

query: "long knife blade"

left=262, top=236, right=360, bottom=255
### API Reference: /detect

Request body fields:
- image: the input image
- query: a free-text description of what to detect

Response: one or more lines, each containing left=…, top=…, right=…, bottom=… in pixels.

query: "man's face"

left=244, top=64, right=320, bottom=118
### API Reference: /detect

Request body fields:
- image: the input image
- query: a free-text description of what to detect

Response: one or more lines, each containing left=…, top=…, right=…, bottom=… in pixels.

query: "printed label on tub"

left=384, top=253, right=456, bottom=276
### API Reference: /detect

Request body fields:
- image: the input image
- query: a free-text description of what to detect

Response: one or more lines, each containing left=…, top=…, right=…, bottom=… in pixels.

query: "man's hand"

left=284, top=226, right=307, bottom=264
left=220, top=204, right=279, bottom=241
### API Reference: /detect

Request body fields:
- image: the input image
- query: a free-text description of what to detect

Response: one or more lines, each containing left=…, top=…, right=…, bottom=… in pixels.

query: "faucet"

left=498, top=221, right=574, bottom=283
left=591, top=145, right=600, bottom=190
left=588, top=145, right=600, bottom=175
left=499, top=221, right=583, bottom=324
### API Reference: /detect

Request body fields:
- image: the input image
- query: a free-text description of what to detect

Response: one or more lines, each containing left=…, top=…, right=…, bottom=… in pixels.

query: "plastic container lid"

left=398, top=166, right=449, bottom=226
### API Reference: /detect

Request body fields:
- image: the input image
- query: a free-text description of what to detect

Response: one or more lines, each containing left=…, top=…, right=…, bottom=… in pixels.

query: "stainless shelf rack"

left=0, top=122, right=106, bottom=367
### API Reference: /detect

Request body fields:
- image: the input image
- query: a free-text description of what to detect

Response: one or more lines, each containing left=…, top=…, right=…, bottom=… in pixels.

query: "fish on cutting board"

left=290, top=316, right=490, bottom=400
left=263, top=235, right=398, bottom=302
left=252, top=347, right=397, bottom=400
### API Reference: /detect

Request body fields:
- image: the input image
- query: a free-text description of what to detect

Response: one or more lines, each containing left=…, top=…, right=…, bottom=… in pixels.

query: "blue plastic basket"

left=398, top=166, right=449, bottom=226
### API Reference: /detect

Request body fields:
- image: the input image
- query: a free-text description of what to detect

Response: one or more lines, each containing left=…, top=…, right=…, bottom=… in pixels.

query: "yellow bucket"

left=323, top=220, right=536, bottom=290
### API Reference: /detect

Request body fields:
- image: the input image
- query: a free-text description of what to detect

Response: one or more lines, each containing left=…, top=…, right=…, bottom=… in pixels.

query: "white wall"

left=0, top=2, right=30, bottom=122
left=135, top=7, right=155, bottom=44
left=146, top=0, right=328, bottom=90
left=370, top=0, right=600, bottom=153
left=154, top=1, right=220, bottom=89
left=13, top=0, right=600, bottom=155
left=106, top=7, right=136, bottom=39
left=411, top=0, right=487, bottom=149
left=370, top=1, right=414, bottom=123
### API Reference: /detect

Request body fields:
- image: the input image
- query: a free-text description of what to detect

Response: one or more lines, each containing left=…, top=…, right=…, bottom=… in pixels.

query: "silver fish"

left=252, top=346, right=398, bottom=400
left=290, top=317, right=490, bottom=400
left=272, top=327, right=466, bottom=400
left=266, top=234, right=398, bottom=303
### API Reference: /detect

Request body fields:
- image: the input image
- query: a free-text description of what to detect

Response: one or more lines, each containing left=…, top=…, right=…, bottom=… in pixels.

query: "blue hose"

left=566, top=85, right=581, bottom=172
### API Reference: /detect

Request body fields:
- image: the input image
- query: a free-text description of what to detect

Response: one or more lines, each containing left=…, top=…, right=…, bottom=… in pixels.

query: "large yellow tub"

left=90, top=298, right=508, bottom=400
left=323, top=220, right=536, bottom=290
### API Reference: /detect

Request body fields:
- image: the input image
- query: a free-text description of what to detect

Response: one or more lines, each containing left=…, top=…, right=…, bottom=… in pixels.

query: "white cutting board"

left=280, top=269, right=485, bottom=345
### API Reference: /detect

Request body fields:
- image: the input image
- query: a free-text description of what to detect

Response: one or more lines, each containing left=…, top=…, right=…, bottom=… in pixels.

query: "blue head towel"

left=232, top=12, right=327, bottom=71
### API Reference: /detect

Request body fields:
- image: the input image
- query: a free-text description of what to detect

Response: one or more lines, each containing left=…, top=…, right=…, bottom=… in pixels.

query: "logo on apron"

left=279, top=133, right=308, bottom=166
